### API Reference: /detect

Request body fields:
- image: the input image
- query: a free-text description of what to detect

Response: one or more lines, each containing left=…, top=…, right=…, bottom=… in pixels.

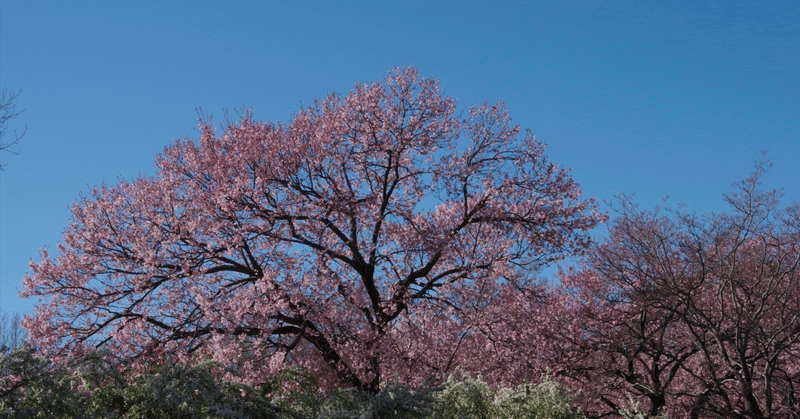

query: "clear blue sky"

left=1, top=1, right=798, bottom=316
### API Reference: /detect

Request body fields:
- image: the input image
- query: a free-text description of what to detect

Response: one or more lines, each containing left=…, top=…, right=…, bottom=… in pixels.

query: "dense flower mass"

left=22, top=67, right=603, bottom=392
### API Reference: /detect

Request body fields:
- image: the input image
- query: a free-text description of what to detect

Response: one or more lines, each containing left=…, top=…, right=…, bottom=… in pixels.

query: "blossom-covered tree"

left=552, top=204, right=700, bottom=417
left=556, top=162, right=800, bottom=417
left=23, top=67, right=603, bottom=392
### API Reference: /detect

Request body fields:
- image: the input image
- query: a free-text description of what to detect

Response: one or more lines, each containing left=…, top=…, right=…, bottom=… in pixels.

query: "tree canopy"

left=22, top=67, right=603, bottom=392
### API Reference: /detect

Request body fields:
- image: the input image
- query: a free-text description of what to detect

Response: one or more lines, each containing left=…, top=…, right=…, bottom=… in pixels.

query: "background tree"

left=22, top=67, right=604, bottom=392
left=552, top=201, right=700, bottom=418
left=0, top=310, right=27, bottom=353
left=556, top=161, right=800, bottom=418
left=0, top=90, right=26, bottom=353
left=0, top=89, right=24, bottom=166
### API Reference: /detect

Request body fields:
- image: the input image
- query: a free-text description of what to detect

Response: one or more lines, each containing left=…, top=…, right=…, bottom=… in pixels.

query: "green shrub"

left=0, top=345, right=86, bottom=419
left=274, top=384, right=432, bottom=419
left=430, top=372, right=582, bottom=419
left=0, top=349, right=275, bottom=419
left=270, top=371, right=581, bottom=419
left=99, top=361, right=275, bottom=419
left=0, top=349, right=583, bottom=419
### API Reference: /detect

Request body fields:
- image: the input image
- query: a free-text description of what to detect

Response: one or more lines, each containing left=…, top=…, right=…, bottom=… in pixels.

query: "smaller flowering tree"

left=551, top=208, right=698, bottom=417
left=554, top=161, right=800, bottom=417
left=23, top=67, right=603, bottom=392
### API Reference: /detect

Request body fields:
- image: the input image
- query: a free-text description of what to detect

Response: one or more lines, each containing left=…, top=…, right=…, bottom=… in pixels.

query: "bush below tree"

left=0, top=347, right=582, bottom=419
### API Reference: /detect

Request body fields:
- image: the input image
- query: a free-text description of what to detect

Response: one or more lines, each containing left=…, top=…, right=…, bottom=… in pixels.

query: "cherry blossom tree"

left=22, top=67, right=603, bottom=392
left=556, top=161, right=800, bottom=417
left=552, top=202, right=700, bottom=417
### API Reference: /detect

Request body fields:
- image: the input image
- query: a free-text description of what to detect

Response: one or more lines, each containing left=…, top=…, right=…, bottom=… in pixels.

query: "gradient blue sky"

left=1, top=1, right=798, bottom=316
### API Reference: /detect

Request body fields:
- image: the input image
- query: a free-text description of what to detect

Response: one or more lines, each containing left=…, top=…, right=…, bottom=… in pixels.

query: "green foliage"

left=0, top=345, right=86, bottom=419
left=0, top=349, right=275, bottom=419
left=268, top=371, right=580, bottom=419
left=430, top=372, right=582, bottom=419
left=92, top=361, right=275, bottom=419
left=273, top=384, right=433, bottom=419
left=0, top=349, right=582, bottom=419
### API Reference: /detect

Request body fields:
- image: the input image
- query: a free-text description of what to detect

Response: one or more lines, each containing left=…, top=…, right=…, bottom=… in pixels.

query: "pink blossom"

left=22, top=67, right=603, bottom=393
